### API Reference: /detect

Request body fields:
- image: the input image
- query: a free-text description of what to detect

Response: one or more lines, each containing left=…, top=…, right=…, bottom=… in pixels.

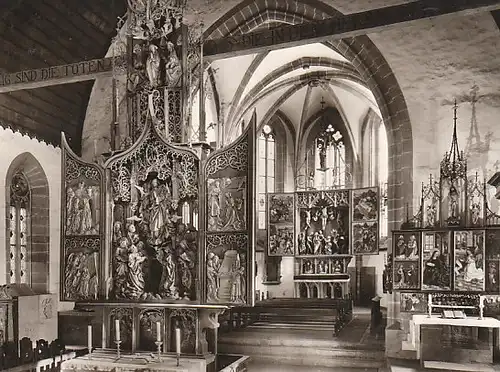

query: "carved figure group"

left=206, top=250, right=246, bottom=304
left=269, top=227, right=294, bottom=255
left=112, top=176, right=197, bottom=301
left=66, top=181, right=99, bottom=235
left=64, top=251, right=98, bottom=300
left=207, top=177, right=246, bottom=232
left=297, top=229, right=346, bottom=255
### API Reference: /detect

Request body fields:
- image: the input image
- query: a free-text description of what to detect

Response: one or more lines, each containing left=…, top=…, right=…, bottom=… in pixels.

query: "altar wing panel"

left=203, top=112, right=256, bottom=306
left=60, top=133, right=105, bottom=302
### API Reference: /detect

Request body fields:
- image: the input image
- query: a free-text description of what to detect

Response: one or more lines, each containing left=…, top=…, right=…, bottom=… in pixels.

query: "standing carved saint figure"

left=208, top=180, right=221, bottom=229
left=114, top=237, right=130, bottom=298
left=230, top=254, right=245, bottom=303
left=160, top=247, right=178, bottom=299
left=137, top=178, right=171, bottom=246
left=164, top=41, right=182, bottom=87
left=125, top=243, right=147, bottom=299
left=146, top=44, right=160, bottom=87
left=206, top=252, right=221, bottom=301
left=449, top=186, right=459, bottom=219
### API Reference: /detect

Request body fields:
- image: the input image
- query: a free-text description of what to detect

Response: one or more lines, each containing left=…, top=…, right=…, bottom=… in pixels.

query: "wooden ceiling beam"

left=0, top=57, right=118, bottom=94
left=74, top=2, right=115, bottom=35
left=0, top=103, right=67, bottom=140
left=0, top=32, right=85, bottom=101
left=21, top=3, right=86, bottom=63
left=46, top=0, right=105, bottom=45
left=204, top=0, right=500, bottom=58
left=30, top=1, right=97, bottom=54
left=0, top=115, right=61, bottom=146
left=7, top=89, right=79, bottom=124
left=0, top=93, right=79, bottom=131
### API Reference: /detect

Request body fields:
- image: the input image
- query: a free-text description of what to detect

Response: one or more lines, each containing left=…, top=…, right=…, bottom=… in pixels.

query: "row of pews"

left=220, top=296, right=353, bottom=336
left=0, top=338, right=75, bottom=371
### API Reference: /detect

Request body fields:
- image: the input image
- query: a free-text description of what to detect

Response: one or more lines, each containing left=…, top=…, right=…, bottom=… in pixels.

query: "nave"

left=218, top=306, right=385, bottom=371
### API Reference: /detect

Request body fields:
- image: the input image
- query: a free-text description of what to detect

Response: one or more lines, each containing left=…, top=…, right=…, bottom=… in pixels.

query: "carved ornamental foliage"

left=205, top=141, right=248, bottom=177
left=107, top=125, right=199, bottom=203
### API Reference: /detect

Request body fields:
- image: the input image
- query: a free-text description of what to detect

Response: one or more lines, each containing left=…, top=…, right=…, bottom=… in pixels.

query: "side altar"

left=58, top=1, right=255, bottom=370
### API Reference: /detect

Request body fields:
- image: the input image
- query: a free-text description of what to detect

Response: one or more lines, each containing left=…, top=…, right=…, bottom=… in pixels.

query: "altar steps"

left=219, top=312, right=386, bottom=370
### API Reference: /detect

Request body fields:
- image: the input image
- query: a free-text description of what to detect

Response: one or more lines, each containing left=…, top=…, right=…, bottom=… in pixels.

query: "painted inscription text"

left=0, top=57, right=120, bottom=87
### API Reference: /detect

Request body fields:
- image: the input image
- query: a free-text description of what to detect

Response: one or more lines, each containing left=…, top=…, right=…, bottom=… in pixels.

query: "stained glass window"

left=257, top=125, right=276, bottom=229
left=8, top=172, right=31, bottom=285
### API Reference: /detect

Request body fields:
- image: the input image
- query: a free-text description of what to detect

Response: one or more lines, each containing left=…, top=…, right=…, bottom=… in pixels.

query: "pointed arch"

left=5, top=152, right=50, bottom=293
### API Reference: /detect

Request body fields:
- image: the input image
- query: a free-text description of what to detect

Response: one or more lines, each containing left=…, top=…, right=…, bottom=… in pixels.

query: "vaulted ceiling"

left=0, top=0, right=126, bottom=151
left=1, top=0, right=500, bottom=157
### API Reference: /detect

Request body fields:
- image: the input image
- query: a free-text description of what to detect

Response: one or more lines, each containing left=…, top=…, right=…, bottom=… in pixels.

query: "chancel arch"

left=5, top=152, right=50, bottom=293
left=202, top=0, right=413, bottom=328
left=204, top=0, right=414, bottom=234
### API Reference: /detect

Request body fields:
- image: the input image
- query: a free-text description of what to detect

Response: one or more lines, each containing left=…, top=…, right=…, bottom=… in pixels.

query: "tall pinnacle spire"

left=441, top=99, right=467, bottom=180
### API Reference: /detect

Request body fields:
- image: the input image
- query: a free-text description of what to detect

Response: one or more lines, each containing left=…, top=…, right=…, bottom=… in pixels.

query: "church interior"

left=1, top=0, right=500, bottom=371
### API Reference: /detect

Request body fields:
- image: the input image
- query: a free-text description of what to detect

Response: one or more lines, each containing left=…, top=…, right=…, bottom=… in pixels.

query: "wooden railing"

left=0, top=338, right=76, bottom=372
left=220, top=297, right=353, bottom=336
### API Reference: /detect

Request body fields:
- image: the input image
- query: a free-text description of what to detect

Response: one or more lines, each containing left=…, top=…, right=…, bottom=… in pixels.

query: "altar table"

left=60, top=350, right=212, bottom=372
left=411, top=315, right=500, bottom=366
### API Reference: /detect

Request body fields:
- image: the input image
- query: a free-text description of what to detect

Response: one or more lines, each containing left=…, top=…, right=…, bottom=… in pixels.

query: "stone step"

left=401, top=340, right=416, bottom=351
left=219, top=345, right=385, bottom=369
left=218, top=341, right=385, bottom=358
left=248, top=322, right=335, bottom=330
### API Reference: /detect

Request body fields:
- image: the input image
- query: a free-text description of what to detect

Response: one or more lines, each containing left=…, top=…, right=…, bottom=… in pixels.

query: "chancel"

left=0, top=1, right=500, bottom=372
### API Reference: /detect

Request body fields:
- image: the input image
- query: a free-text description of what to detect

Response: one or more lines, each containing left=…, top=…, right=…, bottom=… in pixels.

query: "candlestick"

left=115, top=340, right=122, bottom=359
left=156, top=321, right=161, bottom=342
left=87, top=324, right=92, bottom=356
left=154, top=341, right=163, bottom=362
left=115, top=319, right=120, bottom=341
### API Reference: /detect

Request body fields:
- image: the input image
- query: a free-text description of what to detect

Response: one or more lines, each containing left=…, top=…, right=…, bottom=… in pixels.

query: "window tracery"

left=361, top=111, right=388, bottom=246
left=8, top=172, right=31, bottom=285
left=313, top=123, right=347, bottom=189
left=257, top=125, right=275, bottom=229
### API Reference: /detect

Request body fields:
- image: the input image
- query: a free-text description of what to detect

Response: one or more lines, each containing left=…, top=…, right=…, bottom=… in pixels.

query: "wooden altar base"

left=60, top=349, right=213, bottom=372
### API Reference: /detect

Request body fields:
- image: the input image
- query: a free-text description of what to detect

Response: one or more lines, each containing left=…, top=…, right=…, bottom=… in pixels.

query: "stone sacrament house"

left=0, top=0, right=500, bottom=371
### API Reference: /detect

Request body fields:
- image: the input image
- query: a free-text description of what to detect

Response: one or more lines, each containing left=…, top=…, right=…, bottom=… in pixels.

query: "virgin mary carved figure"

left=164, top=41, right=181, bottom=87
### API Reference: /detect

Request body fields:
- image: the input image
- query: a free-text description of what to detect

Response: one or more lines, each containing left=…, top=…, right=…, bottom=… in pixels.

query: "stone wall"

left=0, top=128, right=71, bottom=311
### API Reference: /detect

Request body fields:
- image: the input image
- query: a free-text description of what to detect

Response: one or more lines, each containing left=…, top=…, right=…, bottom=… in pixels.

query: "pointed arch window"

left=8, top=172, right=31, bottom=285
left=257, top=124, right=275, bottom=229
left=314, top=124, right=346, bottom=189
left=361, top=111, right=388, bottom=245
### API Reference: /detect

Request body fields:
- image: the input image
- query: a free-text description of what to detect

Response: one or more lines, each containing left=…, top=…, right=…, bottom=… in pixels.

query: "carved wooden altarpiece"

left=203, top=115, right=256, bottom=306
left=58, top=0, right=255, bottom=359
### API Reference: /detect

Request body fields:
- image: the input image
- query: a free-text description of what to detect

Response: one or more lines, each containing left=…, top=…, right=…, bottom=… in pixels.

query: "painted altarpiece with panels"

left=267, top=193, right=294, bottom=257
left=391, top=106, right=500, bottom=329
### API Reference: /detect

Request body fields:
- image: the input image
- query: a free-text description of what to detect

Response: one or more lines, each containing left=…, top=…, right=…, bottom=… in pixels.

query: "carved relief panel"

left=296, top=190, right=350, bottom=256
left=203, top=116, right=256, bottom=305
left=105, top=123, right=200, bottom=302
left=61, top=134, right=105, bottom=301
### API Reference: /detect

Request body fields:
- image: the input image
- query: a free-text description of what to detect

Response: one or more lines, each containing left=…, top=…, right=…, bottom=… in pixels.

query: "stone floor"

left=221, top=307, right=386, bottom=371
left=247, top=361, right=381, bottom=371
